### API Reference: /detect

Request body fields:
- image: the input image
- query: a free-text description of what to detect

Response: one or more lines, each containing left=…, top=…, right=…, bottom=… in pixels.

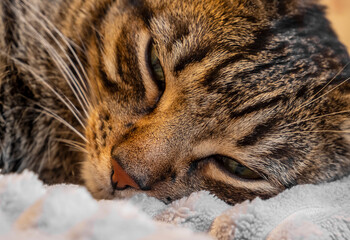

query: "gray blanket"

left=1, top=171, right=349, bottom=239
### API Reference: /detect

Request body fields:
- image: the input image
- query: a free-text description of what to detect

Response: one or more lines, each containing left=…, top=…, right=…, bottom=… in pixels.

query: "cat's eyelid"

left=203, top=160, right=276, bottom=192
left=192, top=142, right=260, bottom=179
left=213, top=155, right=262, bottom=180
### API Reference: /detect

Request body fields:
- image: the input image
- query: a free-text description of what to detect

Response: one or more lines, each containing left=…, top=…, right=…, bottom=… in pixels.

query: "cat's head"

left=81, top=0, right=350, bottom=204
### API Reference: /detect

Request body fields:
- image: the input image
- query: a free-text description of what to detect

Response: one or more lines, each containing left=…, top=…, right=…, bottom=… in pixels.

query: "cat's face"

left=81, top=0, right=350, bottom=204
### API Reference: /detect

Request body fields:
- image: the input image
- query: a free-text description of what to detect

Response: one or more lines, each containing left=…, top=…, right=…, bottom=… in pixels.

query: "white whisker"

left=38, top=106, right=88, bottom=143
left=15, top=15, right=91, bottom=119
left=56, top=138, right=88, bottom=154
left=0, top=52, right=87, bottom=130
left=296, top=77, right=350, bottom=112
left=281, top=110, right=350, bottom=128
left=294, top=63, right=350, bottom=112
left=310, top=63, right=349, bottom=98
left=269, top=130, right=350, bottom=136
left=21, top=0, right=92, bottom=108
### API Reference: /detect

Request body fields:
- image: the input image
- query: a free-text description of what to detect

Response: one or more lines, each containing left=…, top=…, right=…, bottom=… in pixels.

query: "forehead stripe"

left=131, top=0, right=154, bottom=28
left=94, top=30, right=120, bottom=92
left=203, top=54, right=247, bottom=86
left=230, top=95, right=286, bottom=119
left=237, top=117, right=281, bottom=147
left=173, top=45, right=212, bottom=75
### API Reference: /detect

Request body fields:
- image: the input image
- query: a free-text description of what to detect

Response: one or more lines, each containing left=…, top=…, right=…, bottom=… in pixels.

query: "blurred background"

left=321, top=0, right=350, bottom=51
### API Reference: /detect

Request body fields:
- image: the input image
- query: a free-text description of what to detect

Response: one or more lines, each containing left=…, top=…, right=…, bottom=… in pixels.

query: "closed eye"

left=213, top=155, right=262, bottom=180
left=147, top=40, right=165, bottom=92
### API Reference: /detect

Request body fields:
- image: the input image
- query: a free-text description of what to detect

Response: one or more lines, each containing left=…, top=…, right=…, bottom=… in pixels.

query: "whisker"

left=56, top=138, right=88, bottom=154
left=21, top=0, right=92, bottom=108
left=268, top=130, right=350, bottom=137
left=0, top=52, right=87, bottom=130
left=37, top=106, right=88, bottom=143
left=15, top=14, right=91, bottom=119
left=296, top=77, right=350, bottom=112
left=310, top=63, right=349, bottom=99
left=294, top=63, right=350, bottom=112
left=38, top=135, right=53, bottom=173
left=281, top=110, right=350, bottom=128
left=55, top=137, right=85, bottom=147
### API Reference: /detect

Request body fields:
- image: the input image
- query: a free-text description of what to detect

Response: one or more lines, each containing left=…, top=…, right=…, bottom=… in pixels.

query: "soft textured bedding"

left=1, top=171, right=350, bottom=240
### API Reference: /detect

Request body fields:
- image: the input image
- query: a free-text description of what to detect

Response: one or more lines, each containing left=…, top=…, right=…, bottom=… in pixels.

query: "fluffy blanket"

left=1, top=171, right=350, bottom=240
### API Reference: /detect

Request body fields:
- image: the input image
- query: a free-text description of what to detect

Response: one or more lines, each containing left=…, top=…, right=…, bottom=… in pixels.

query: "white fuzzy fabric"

left=1, top=171, right=350, bottom=240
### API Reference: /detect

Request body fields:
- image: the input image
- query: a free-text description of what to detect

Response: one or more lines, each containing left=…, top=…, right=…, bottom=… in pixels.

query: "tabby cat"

left=0, top=0, right=349, bottom=205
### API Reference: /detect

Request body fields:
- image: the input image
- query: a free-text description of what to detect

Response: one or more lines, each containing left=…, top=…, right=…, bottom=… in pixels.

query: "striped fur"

left=0, top=0, right=349, bottom=204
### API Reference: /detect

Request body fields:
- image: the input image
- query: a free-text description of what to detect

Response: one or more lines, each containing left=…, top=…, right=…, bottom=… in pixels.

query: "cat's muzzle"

left=110, top=159, right=141, bottom=191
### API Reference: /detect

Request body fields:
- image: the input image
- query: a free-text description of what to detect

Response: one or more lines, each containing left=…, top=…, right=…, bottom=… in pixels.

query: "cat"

left=0, top=0, right=349, bottom=205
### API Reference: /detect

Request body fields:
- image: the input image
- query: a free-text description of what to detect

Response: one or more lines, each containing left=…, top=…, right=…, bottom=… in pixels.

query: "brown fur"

left=0, top=0, right=349, bottom=204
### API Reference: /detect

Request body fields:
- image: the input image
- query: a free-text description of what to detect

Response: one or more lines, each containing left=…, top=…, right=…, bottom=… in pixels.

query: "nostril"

left=110, top=159, right=140, bottom=190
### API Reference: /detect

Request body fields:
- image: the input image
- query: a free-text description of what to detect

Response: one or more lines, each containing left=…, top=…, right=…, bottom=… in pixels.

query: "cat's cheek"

left=81, top=155, right=114, bottom=200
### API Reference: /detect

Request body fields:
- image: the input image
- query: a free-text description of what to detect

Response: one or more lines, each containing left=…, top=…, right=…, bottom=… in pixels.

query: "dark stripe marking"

left=2, top=0, right=18, bottom=49
left=203, top=54, right=247, bottom=86
left=272, top=14, right=305, bottom=33
left=233, top=56, right=288, bottom=80
left=174, top=45, right=212, bottom=74
left=230, top=95, right=286, bottom=119
left=237, top=117, right=280, bottom=146
left=90, top=0, right=117, bottom=30
left=165, top=20, right=190, bottom=53
left=295, top=85, right=308, bottom=99
left=133, top=0, right=154, bottom=27
left=244, top=27, right=272, bottom=53
left=94, top=31, right=120, bottom=91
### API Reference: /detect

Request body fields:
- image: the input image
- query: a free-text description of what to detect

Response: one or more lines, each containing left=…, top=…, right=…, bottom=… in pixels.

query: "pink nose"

left=111, top=160, right=140, bottom=190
